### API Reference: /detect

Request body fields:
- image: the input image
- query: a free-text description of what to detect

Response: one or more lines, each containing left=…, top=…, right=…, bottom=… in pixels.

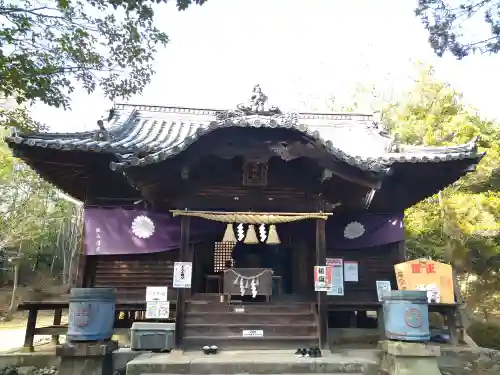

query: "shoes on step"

left=312, top=347, right=322, bottom=357
left=294, top=348, right=308, bottom=357
left=202, top=345, right=211, bottom=355
left=210, top=345, right=219, bottom=354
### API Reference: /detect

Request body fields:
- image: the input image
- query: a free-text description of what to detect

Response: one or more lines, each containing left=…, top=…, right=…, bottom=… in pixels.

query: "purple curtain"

left=83, top=208, right=404, bottom=255
left=83, top=208, right=222, bottom=255
left=325, top=213, right=404, bottom=249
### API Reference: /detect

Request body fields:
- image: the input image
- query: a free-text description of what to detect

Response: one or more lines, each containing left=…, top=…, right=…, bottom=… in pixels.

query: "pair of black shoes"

left=295, top=347, right=322, bottom=358
left=202, top=345, right=219, bottom=355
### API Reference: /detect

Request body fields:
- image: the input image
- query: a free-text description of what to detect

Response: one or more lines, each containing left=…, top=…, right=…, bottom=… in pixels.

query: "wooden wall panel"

left=91, top=250, right=179, bottom=302
left=326, top=241, right=403, bottom=303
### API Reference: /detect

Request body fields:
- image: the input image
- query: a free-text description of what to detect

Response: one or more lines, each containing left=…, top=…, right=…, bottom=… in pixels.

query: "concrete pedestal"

left=379, top=340, right=441, bottom=375
left=56, top=341, right=118, bottom=375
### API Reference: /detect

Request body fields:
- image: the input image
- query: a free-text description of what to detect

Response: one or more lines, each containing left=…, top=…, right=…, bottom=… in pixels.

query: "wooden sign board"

left=394, top=259, right=455, bottom=304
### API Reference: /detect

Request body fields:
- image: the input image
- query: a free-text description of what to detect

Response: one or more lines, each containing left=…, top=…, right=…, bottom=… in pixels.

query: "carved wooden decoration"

left=242, top=161, right=268, bottom=187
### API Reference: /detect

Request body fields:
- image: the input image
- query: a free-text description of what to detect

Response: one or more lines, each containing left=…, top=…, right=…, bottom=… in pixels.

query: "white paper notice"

left=376, top=280, right=392, bottom=302
left=326, top=258, right=344, bottom=296
left=242, top=329, right=264, bottom=337
left=146, top=301, right=170, bottom=319
left=145, top=286, right=168, bottom=302
left=344, top=261, right=359, bottom=282
left=173, top=262, right=193, bottom=288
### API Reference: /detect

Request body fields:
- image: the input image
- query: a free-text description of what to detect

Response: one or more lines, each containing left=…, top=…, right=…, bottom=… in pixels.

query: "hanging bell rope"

left=171, top=210, right=333, bottom=224
left=244, top=224, right=259, bottom=244
left=222, top=223, right=237, bottom=242
left=266, top=224, right=281, bottom=245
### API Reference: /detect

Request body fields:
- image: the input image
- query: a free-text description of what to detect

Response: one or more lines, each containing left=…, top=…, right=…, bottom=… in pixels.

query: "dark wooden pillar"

left=397, top=240, right=407, bottom=262
left=175, top=216, right=191, bottom=347
left=316, top=219, right=328, bottom=349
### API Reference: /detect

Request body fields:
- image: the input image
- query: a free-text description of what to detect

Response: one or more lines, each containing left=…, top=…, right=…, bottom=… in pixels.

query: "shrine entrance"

left=182, top=211, right=324, bottom=304
left=207, top=241, right=294, bottom=302
left=183, top=214, right=321, bottom=349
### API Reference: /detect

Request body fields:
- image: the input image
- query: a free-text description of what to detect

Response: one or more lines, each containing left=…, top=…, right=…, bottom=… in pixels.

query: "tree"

left=0, top=131, right=79, bottom=319
left=416, top=0, right=500, bottom=59
left=0, top=0, right=207, bottom=131
left=382, top=65, right=500, bottom=319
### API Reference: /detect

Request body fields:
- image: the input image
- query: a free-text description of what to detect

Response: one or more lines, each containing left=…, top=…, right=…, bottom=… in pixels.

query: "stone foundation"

left=56, top=341, right=118, bottom=375
left=439, top=347, right=500, bottom=375
left=379, top=341, right=441, bottom=375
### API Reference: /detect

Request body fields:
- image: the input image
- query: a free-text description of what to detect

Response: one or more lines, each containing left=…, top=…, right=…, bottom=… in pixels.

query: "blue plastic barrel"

left=67, top=288, right=116, bottom=342
left=382, top=290, right=430, bottom=342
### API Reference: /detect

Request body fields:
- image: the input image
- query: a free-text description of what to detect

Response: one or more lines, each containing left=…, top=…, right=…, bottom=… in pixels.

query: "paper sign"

left=146, top=301, right=170, bottom=319
left=326, top=258, right=344, bottom=296
left=146, top=286, right=168, bottom=302
left=344, top=261, right=359, bottom=282
left=173, top=262, right=193, bottom=288
left=415, top=283, right=441, bottom=303
left=314, top=265, right=333, bottom=292
left=394, top=259, right=454, bottom=304
left=376, top=280, right=392, bottom=302
left=242, top=329, right=264, bottom=337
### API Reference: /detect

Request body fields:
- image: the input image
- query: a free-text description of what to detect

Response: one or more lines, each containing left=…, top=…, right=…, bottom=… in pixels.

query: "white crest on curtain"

left=131, top=215, right=155, bottom=239
left=344, top=221, right=365, bottom=239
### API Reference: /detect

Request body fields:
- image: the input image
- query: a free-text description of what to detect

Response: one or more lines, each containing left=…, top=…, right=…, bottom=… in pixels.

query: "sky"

left=30, top=0, right=500, bottom=132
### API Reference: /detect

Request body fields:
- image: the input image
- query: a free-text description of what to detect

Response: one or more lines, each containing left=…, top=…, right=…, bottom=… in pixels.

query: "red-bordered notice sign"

left=314, top=265, right=333, bottom=292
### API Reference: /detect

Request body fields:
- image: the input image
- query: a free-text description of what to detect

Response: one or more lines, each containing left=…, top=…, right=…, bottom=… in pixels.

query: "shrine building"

left=5, top=85, right=483, bottom=349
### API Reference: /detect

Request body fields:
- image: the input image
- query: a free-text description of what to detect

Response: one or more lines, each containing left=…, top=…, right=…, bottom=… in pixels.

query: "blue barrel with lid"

left=67, top=288, right=116, bottom=342
left=382, top=290, right=430, bottom=342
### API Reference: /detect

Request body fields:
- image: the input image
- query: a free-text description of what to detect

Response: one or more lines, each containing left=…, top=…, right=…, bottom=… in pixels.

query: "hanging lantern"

left=222, top=223, right=237, bottom=242
left=244, top=224, right=259, bottom=244
left=266, top=224, right=281, bottom=245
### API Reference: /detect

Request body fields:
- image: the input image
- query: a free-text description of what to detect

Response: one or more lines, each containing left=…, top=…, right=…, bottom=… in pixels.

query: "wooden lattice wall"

left=213, top=241, right=235, bottom=272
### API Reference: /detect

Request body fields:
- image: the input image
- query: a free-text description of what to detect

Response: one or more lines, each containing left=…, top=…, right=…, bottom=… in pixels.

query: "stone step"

left=186, top=301, right=313, bottom=314
left=126, top=351, right=378, bottom=374
left=185, top=311, right=316, bottom=324
left=184, top=323, right=318, bottom=337
left=182, top=336, right=319, bottom=350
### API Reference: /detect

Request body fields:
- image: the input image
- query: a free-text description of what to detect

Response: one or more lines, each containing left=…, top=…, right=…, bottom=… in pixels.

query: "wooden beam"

left=315, top=218, right=328, bottom=349
left=175, top=215, right=191, bottom=348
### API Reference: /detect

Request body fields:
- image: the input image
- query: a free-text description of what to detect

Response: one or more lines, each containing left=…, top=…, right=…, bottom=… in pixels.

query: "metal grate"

left=213, top=242, right=235, bottom=272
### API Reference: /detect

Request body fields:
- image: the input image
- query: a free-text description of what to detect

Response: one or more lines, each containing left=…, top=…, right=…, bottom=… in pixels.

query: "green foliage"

left=0, top=366, right=18, bottom=375
left=0, top=131, right=75, bottom=256
left=0, top=0, right=207, bottom=130
left=382, top=64, right=500, bottom=317
left=415, top=0, right=500, bottom=58
left=468, top=321, right=500, bottom=350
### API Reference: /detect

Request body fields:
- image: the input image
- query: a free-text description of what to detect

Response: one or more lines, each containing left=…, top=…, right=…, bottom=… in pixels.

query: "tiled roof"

left=5, top=103, right=482, bottom=173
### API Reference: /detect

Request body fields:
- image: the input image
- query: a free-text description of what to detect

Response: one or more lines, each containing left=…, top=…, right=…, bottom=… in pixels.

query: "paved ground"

left=0, top=327, right=52, bottom=353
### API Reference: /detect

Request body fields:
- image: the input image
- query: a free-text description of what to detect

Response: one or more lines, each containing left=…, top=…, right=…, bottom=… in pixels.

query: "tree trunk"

left=5, top=262, right=20, bottom=321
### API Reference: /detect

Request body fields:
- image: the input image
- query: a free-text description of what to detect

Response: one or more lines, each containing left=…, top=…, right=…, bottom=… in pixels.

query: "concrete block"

left=379, top=340, right=440, bottom=357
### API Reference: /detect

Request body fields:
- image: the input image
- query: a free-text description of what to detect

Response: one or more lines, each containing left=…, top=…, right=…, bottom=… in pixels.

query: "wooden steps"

left=183, top=299, right=319, bottom=349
